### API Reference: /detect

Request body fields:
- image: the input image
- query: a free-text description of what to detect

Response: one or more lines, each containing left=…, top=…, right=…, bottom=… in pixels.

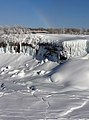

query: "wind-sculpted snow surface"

left=0, top=34, right=89, bottom=119
left=51, top=58, right=89, bottom=89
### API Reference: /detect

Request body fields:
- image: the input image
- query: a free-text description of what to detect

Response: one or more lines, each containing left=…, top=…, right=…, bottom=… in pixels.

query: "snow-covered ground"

left=0, top=34, right=89, bottom=120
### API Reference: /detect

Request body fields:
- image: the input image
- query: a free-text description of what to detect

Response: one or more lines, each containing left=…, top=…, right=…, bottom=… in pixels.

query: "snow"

left=0, top=33, right=89, bottom=63
left=51, top=58, right=89, bottom=89
left=63, top=40, right=87, bottom=58
left=0, top=34, right=89, bottom=119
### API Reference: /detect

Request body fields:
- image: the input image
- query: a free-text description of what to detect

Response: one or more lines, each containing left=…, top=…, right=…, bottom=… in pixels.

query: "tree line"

left=0, top=26, right=89, bottom=35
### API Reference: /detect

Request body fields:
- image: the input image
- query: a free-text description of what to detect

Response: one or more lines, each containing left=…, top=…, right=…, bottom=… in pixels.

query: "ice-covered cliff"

left=62, top=40, right=87, bottom=58
left=0, top=33, right=89, bottom=62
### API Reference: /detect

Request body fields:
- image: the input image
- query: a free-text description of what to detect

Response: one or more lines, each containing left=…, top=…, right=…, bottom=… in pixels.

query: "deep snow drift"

left=0, top=34, right=89, bottom=119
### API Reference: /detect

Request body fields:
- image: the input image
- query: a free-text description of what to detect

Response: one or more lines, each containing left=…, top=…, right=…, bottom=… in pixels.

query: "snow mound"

left=51, top=58, right=89, bottom=89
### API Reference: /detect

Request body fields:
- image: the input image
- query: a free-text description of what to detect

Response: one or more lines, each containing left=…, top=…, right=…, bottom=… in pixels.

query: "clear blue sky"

left=0, top=0, right=89, bottom=28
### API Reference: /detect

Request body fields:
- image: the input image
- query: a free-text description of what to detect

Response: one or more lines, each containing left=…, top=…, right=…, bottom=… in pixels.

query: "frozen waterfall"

left=0, top=42, right=36, bottom=56
left=62, top=40, right=87, bottom=58
left=0, top=35, right=88, bottom=62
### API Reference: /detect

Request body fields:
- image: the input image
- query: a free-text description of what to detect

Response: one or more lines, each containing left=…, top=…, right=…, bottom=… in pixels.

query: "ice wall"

left=0, top=42, right=36, bottom=56
left=62, top=40, right=87, bottom=58
left=0, top=34, right=88, bottom=62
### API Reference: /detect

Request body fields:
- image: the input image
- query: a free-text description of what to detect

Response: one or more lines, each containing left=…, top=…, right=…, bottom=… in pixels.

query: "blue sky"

left=0, top=0, right=89, bottom=28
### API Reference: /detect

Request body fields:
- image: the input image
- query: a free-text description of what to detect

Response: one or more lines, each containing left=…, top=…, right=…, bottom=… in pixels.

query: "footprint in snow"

left=1, top=66, right=11, bottom=72
left=30, top=85, right=36, bottom=91
left=0, top=83, right=6, bottom=90
left=0, top=66, right=12, bottom=75
left=27, top=85, right=37, bottom=94
left=37, top=70, right=45, bottom=75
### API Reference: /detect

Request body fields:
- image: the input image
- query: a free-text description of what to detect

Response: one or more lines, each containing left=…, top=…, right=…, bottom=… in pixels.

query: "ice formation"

left=62, top=40, right=87, bottom=58
left=0, top=34, right=88, bottom=62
